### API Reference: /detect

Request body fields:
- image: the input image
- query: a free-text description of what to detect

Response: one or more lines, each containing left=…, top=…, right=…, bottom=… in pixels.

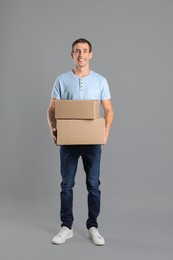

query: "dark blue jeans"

left=60, top=145, right=102, bottom=230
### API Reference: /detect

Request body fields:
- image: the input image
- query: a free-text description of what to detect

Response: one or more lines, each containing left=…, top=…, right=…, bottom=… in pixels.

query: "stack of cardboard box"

left=55, top=100, right=105, bottom=145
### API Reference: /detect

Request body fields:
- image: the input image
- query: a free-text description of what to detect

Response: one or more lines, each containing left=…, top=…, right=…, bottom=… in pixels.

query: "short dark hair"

left=72, top=38, right=92, bottom=53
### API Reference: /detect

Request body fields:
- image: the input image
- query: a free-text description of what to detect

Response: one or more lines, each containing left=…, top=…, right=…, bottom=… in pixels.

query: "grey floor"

left=1, top=198, right=172, bottom=260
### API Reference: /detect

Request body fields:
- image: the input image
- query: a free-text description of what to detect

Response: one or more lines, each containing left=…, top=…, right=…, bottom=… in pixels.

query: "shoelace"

left=58, top=227, right=68, bottom=236
left=91, top=229, right=102, bottom=238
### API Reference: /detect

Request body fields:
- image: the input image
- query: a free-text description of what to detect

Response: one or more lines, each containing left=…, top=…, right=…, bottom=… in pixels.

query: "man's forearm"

left=105, top=109, right=114, bottom=132
left=104, top=108, right=114, bottom=143
left=47, top=107, right=56, bottom=132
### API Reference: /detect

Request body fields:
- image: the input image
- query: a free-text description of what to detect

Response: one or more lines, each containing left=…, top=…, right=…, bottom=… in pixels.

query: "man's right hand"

left=51, top=128, right=57, bottom=145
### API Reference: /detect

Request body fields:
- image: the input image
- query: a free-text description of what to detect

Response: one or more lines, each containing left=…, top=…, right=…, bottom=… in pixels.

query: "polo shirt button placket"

left=80, top=78, right=83, bottom=92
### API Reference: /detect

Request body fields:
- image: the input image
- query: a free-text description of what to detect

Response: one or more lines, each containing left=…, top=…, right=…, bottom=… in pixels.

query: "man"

left=47, top=38, right=114, bottom=245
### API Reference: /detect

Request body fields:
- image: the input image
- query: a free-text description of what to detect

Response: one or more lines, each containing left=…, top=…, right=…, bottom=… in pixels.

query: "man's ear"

left=71, top=51, right=74, bottom=58
left=89, top=51, right=93, bottom=59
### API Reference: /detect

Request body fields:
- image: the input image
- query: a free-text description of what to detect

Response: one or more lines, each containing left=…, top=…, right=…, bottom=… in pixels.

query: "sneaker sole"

left=52, top=232, right=73, bottom=245
left=88, top=234, right=105, bottom=246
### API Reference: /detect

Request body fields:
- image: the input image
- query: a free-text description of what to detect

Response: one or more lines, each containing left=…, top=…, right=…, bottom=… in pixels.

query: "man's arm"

left=47, top=98, right=57, bottom=144
left=101, top=99, right=114, bottom=143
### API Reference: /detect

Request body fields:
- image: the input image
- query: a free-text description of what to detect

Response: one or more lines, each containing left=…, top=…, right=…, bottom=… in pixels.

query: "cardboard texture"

left=57, top=118, right=105, bottom=145
left=55, top=100, right=100, bottom=119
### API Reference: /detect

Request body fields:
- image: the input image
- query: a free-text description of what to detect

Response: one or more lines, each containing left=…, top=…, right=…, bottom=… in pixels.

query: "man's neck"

left=72, top=67, right=91, bottom=78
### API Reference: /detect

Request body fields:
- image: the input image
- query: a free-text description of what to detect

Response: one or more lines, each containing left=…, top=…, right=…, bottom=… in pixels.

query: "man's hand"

left=51, top=128, right=57, bottom=145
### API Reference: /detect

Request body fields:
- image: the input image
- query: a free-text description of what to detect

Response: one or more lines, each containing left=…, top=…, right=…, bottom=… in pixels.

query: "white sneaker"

left=52, top=226, right=73, bottom=245
left=88, top=227, right=105, bottom=246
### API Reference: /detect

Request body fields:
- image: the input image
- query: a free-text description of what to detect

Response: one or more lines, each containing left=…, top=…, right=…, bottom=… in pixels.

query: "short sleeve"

left=100, top=77, right=111, bottom=100
left=51, top=77, right=61, bottom=99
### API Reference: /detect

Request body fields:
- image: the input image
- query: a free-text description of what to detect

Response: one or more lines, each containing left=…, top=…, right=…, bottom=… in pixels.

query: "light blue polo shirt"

left=51, top=70, right=111, bottom=100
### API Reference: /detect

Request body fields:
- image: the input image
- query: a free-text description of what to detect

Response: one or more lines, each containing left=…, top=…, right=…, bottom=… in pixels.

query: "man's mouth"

left=78, top=59, right=85, bottom=62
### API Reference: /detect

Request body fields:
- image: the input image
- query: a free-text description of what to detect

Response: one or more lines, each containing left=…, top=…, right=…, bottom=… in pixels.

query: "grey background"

left=0, top=0, right=173, bottom=259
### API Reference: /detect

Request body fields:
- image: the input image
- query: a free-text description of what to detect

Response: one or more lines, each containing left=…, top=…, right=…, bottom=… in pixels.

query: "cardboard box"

left=55, top=100, right=100, bottom=119
left=57, top=117, right=105, bottom=145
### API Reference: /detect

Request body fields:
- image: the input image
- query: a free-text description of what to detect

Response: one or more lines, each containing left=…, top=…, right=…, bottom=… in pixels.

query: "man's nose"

left=79, top=51, right=83, bottom=57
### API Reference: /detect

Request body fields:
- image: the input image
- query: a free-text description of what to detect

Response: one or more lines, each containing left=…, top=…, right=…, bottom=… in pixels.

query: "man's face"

left=71, top=43, right=92, bottom=68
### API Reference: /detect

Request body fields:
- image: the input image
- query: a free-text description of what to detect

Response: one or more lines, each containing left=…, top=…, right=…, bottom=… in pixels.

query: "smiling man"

left=72, top=41, right=93, bottom=69
left=47, top=38, right=114, bottom=245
